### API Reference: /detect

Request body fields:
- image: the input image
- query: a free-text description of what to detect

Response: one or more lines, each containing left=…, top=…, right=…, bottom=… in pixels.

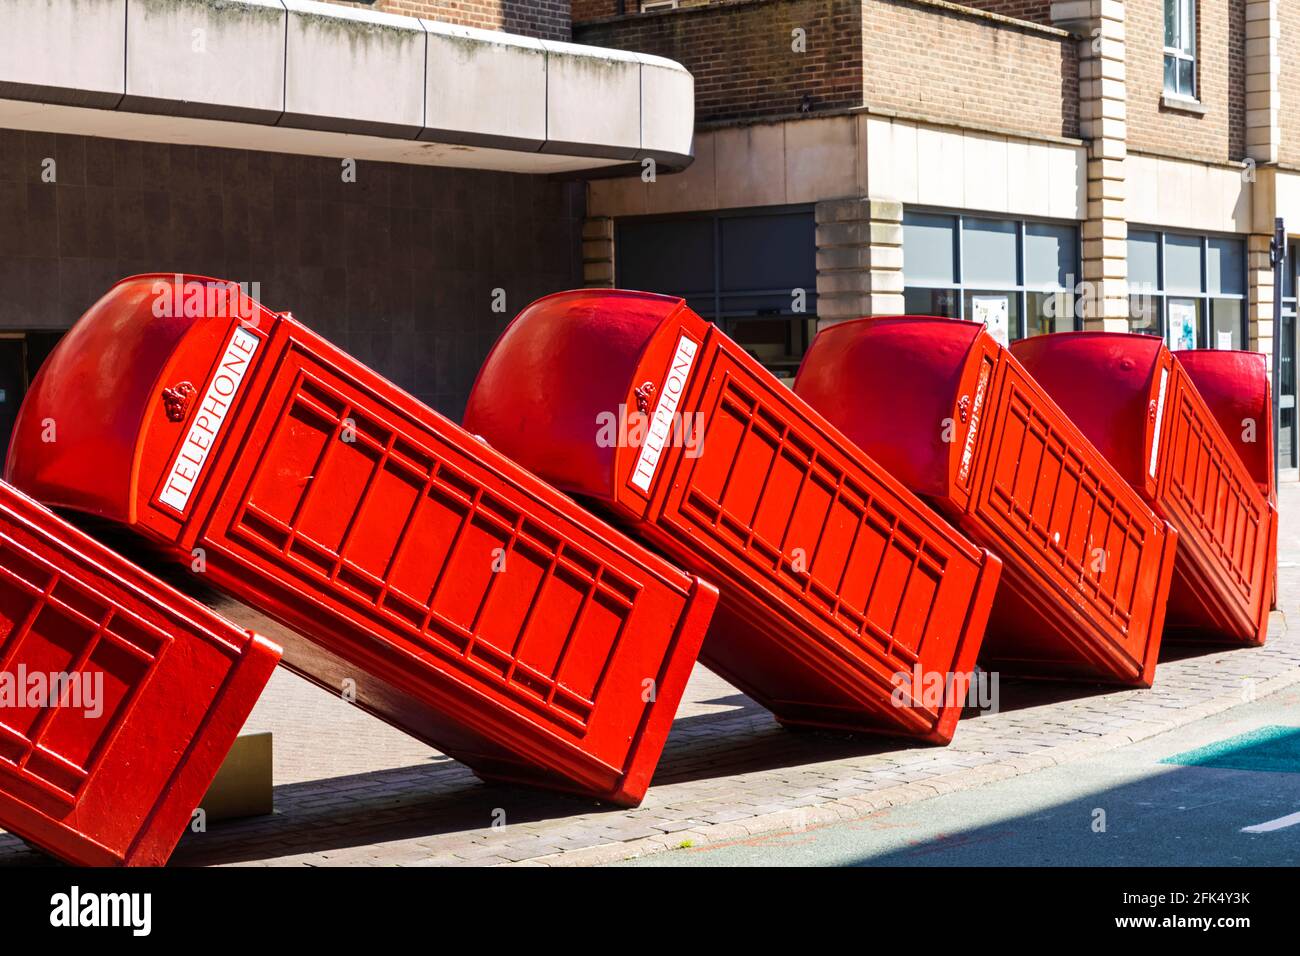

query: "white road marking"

left=1241, top=810, right=1300, bottom=833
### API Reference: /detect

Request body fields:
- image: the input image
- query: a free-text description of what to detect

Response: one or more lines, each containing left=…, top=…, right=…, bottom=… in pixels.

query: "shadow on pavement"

left=0, top=669, right=1247, bottom=867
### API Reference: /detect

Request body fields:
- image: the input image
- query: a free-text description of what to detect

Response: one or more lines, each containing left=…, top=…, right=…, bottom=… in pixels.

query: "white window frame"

left=640, top=0, right=679, bottom=10
left=1164, top=0, right=1197, bottom=99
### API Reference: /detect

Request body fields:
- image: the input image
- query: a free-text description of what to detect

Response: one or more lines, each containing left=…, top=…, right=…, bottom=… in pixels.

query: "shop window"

left=902, top=211, right=1079, bottom=343
left=617, top=207, right=817, bottom=383
left=1126, top=230, right=1245, bottom=350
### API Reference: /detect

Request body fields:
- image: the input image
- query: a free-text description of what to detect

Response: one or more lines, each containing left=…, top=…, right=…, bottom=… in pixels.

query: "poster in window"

left=1168, top=301, right=1197, bottom=351
left=972, top=295, right=1010, bottom=347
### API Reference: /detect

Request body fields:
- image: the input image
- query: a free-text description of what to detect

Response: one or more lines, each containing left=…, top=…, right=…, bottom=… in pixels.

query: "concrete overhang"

left=0, top=0, right=695, bottom=174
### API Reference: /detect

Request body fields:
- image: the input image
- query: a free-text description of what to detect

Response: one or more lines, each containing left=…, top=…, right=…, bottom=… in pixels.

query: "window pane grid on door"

left=1282, top=243, right=1298, bottom=470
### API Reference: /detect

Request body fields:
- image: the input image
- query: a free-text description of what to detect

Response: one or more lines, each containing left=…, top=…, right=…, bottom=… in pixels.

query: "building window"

left=1127, top=230, right=1245, bottom=350
left=1164, top=0, right=1196, bottom=99
left=640, top=0, right=679, bottom=9
left=616, top=207, right=818, bottom=383
left=902, top=211, right=1080, bottom=344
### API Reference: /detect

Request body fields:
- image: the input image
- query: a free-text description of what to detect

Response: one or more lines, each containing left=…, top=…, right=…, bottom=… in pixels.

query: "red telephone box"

left=1012, top=333, right=1273, bottom=645
left=796, top=317, right=1177, bottom=686
left=1176, top=349, right=1278, bottom=612
left=0, top=481, right=279, bottom=866
left=6, top=275, right=718, bottom=807
left=464, top=290, right=1002, bottom=744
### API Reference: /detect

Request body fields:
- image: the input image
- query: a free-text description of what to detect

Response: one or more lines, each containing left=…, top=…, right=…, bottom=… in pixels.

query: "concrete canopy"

left=0, top=0, right=695, bottom=174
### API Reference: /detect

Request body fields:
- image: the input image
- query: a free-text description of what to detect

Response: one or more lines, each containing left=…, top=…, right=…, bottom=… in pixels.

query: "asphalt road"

left=618, top=683, right=1300, bottom=867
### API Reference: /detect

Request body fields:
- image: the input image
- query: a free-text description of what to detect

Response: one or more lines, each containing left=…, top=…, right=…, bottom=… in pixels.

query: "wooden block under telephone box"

left=200, top=732, right=273, bottom=822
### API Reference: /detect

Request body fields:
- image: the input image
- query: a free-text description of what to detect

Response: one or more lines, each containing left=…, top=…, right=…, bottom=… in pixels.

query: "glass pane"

left=962, top=218, right=1018, bottom=287
left=904, top=287, right=959, bottom=318
left=728, top=317, right=814, bottom=383
left=1282, top=310, right=1296, bottom=467
left=963, top=290, right=1020, bottom=345
left=1164, top=234, right=1203, bottom=293
left=1129, top=294, right=1162, bottom=336
left=1166, top=297, right=1201, bottom=350
left=903, top=212, right=957, bottom=285
left=1177, top=57, right=1195, bottom=97
left=1180, top=0, right=1195, bottom=54
left=1210, top=299, right=1243, bottom=350
left=1024, top=223, right=1077, bottom=290
left=1129, top=230, right=1160, bottom=293
left=1289, top=244, right=1299, bottom=299
left=1206, top=237, right=1245, bottom=295
left=1164, top=0, right=1176, bottom=47
left=616, top=217, right=715, bottom=303
left=720, top=212, right=815, bottom=297
left=1164, top=55, right=1178, bottom=94
left=1026, top=291, right=1076, bottom=336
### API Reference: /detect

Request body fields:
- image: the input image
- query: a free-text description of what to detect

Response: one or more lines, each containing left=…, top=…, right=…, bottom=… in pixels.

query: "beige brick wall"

left=574, top=0, right=622, bottom=19
left=960, top=0, right=1053, bottom=25
left=1280, top=1, right=1300, bottom=164
left=578, top=1, right=1074, bottom=135
left=862, top=0, right=1078, bottom=139
left=577, top=1, right=866, bottom=122
left=1126, top=0, right=1246, bottom=164
left=321, top=0, right=571, bottom=40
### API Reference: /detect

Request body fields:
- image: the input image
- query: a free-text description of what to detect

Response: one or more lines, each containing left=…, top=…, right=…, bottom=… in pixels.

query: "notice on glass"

left=1217, top=330, right=1233, bottom=350
left=972, top=295, right=1010, bottom=347
left=1168, top=301, right=1197, bottom=351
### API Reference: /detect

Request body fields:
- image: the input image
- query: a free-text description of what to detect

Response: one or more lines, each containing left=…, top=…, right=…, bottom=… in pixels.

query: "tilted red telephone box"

left=463, top=290, right=1002, bottom=744
left=0, top=481, right=280, bottom=866
left=795, top=317, right=1177, bottom=687
left=1012, top=333, right=1273, bottom=645
left=1176, top=348, right=1278, bottom=612
left=1175, top=349, right=1276, bottom=501
left=6, top=275, right=719, bottom=806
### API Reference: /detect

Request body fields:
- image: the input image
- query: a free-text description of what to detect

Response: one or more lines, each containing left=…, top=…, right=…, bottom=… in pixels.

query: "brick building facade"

left=6, top=0, right=1300, bottom=473
left=576, top=0, right=1300, bottom=476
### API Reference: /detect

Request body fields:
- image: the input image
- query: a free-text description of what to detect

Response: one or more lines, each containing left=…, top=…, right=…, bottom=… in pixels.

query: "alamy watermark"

left=150, top=275, right=262, bottom=327
left=891, top=665, right=999, bottom=713
left=0, top=666, right=103, bottom=719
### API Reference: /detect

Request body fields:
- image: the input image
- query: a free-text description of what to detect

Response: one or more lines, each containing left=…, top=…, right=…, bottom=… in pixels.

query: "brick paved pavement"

left=3, top=485, right=1298, bottom=867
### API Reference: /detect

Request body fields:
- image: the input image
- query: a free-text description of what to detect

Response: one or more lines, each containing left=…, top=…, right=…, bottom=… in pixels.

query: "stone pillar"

left=1247, top=233, right=1275, bottom=364
left=814, top=197, right=904, bottom=329
left=1249, top=166, right=1280, bottom=366
left=1054, top=0, right=1128, bottom=331
left=1245, top=1, right=1282, bottom=368
left=582, top=216, right=615, bottom=288
left=1245, top=0, right=1281, bottom=166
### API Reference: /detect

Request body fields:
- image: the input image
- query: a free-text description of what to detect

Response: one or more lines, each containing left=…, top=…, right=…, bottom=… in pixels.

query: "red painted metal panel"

left=6, top=275, right=718, bottom=806
left=1175, top=350, right=1275, bottom=502
left=0, top=480, right=279, bottom=866
left=465, top=290, right=1002, bottom=744
left=1013, top=333, right=1272, bottom=646
left=1177, top=349, right=1279, bottom=615
left=795, top=317, right=1176, bottom=687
